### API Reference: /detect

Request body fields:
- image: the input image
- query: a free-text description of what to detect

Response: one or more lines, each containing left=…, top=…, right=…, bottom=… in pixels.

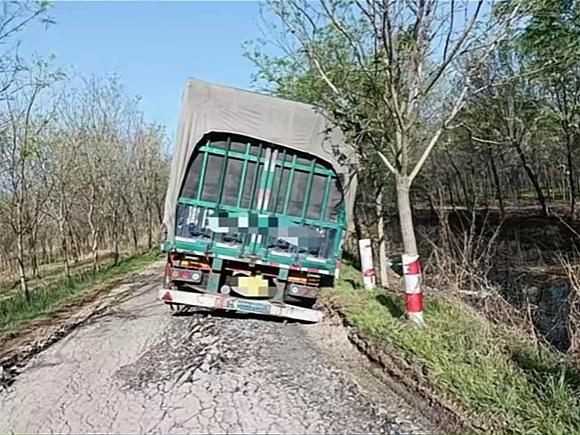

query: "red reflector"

left=161, top=291, right=173, bottom=302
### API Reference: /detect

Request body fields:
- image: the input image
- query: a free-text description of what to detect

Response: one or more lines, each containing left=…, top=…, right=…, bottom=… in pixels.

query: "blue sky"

left=20, top=1, right=268, bottom=140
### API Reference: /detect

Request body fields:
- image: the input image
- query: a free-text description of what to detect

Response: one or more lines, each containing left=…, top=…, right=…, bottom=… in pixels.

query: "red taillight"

left=181, top=271, right=190, bottom=279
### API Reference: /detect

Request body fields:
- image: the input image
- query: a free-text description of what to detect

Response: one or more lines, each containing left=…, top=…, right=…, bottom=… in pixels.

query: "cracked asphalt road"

left=0, top=266, right=430, bottom=434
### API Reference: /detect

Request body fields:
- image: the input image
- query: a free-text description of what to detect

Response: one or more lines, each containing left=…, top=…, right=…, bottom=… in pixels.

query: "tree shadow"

left=342, top=251, right=361, bottom=270
left=344, top=278, right=363, bottom=289
left=375, top=293, right=405, bottom=319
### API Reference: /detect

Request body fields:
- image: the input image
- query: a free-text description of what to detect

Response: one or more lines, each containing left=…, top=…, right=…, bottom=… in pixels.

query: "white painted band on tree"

left=403, top=274, right=421, bottom=294
left=402, top=254, right=423, bottom=319
left=358, top=239, right=375, bottom=289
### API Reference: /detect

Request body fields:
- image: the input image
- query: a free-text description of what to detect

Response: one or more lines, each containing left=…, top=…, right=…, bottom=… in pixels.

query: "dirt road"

left=0, top=263, right=431, bottom=434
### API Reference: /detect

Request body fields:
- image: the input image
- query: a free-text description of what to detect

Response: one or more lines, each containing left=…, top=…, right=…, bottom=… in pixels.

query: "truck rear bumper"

left=159, top=289, right=323, bottom=323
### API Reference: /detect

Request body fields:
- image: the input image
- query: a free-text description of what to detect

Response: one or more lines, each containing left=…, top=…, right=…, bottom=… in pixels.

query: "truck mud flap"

left=159, top=289, right=323, bottom=323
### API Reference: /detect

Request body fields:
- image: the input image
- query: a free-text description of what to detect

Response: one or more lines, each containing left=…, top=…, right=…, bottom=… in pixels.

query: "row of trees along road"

left=0, top=2, right=169, bottom=302
left=246, top=0, right=580, bottom=324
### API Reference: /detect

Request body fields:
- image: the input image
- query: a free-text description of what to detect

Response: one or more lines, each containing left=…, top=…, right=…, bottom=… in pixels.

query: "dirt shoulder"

left=0, top=260, right=164, bottom=388
left=319, top=296, right=479, bottom=434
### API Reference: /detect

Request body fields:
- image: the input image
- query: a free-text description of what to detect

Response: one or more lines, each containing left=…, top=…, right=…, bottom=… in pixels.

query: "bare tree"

left=0, top=63, right=59, bottom=300
left=252, top=0, right=520, bottom=323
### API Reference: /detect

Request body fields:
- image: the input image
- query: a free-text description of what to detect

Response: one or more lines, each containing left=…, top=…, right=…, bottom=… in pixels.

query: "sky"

left=19, top=0, right=269, bottom=141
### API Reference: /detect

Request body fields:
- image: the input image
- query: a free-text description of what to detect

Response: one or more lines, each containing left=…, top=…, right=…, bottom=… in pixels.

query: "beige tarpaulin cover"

left=163, top=77, right=357, bottom=244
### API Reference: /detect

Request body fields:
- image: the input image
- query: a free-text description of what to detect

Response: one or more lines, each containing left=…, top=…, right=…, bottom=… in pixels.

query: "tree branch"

left=376, top=150, right=399, bottom=175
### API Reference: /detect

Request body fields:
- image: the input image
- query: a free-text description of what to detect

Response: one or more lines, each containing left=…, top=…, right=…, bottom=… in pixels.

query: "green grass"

left=325, top=263, right=580, bottom=434
left=0, top=249, right=162, bottom=337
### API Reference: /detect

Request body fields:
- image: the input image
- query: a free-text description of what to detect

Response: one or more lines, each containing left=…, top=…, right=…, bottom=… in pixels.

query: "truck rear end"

left=160, top=79, right=355, bottom=322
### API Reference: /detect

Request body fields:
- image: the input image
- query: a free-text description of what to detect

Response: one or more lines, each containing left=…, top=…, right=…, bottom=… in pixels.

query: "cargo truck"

left=159, top=78, right=356, bottom=322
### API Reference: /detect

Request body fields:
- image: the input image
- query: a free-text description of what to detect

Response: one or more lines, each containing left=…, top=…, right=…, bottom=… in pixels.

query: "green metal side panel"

left=172, top=135, right=347, bottom=273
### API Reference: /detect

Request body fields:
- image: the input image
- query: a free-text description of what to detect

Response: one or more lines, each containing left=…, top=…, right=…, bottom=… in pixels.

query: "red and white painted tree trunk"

left=397, top=176, right=424, bottom=326
left=402, top=254, right=423, bottom=324
left=358, top=238, right=376, bottom=289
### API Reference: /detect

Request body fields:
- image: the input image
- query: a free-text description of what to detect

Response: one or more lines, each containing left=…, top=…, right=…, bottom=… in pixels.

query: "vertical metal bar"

left=248, top=143, right=263, bottom=211
left=320, top=174, right=332, bottom=221
left=215, top=137, right=231, bottom=208
left=256, top=147, right=272, bottom=212
left=236, top=142, right=251, bottom=208
left=272, top=149, right=286, bottom=213
left=301, top=160, right=316, bottom=220
left=209, top=138, right=230, bottom=251
left=283, top=154, right=297, bottom=214
left=195, top=140, right=210, bottom=201
left=245, top=144, right=263, bottom=256
left=260, top=148, right=277, bottom=211
left=255, top=147, right=274, bottom=252
left=332, top=207, right=346, bottom=260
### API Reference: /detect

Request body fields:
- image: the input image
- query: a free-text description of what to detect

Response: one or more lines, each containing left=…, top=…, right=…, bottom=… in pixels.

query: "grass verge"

left=0, top=249, right=162, bottom=337
left=323, top=263, right=580, bottom=434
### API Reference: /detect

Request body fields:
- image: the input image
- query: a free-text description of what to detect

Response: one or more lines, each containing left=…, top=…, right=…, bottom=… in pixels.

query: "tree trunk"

left=449, top=157, right=471, bottom=210
left=396, top=176, right=418, bottom=256
left=512, top=140, right=548, bottom=216
left=376, top=189, right=390, bottom=288
left=147, top=205, right=153, bottom=250
left=17, top=231, right=29, bottom=303
left=566, top=131, right=576, bottom=217
left=445, top=172, right=455, bottom=207
left=29, top=230, right=39, bottom=279
left=121, top=195, right=139, bottom=252
left=67, top=222, right=80, bottom=264
left=350, top=202, right=364, bottom=263
left=88, top=189, right=99, bottom=273
left=58, top=198, right=71, bottom=281
left=154, top=197, right=163, bottom=225
left=112, top=208, right=120, bottom=265
left=487, top=148, right=504, bottom=216
left=60, top=224, right=71, bottom=281
left=41, top=238, right=47, bottom=266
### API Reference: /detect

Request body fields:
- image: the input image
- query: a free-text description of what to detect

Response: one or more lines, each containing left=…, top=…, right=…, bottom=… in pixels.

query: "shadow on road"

left=170, top=306, right=305, bottom=325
